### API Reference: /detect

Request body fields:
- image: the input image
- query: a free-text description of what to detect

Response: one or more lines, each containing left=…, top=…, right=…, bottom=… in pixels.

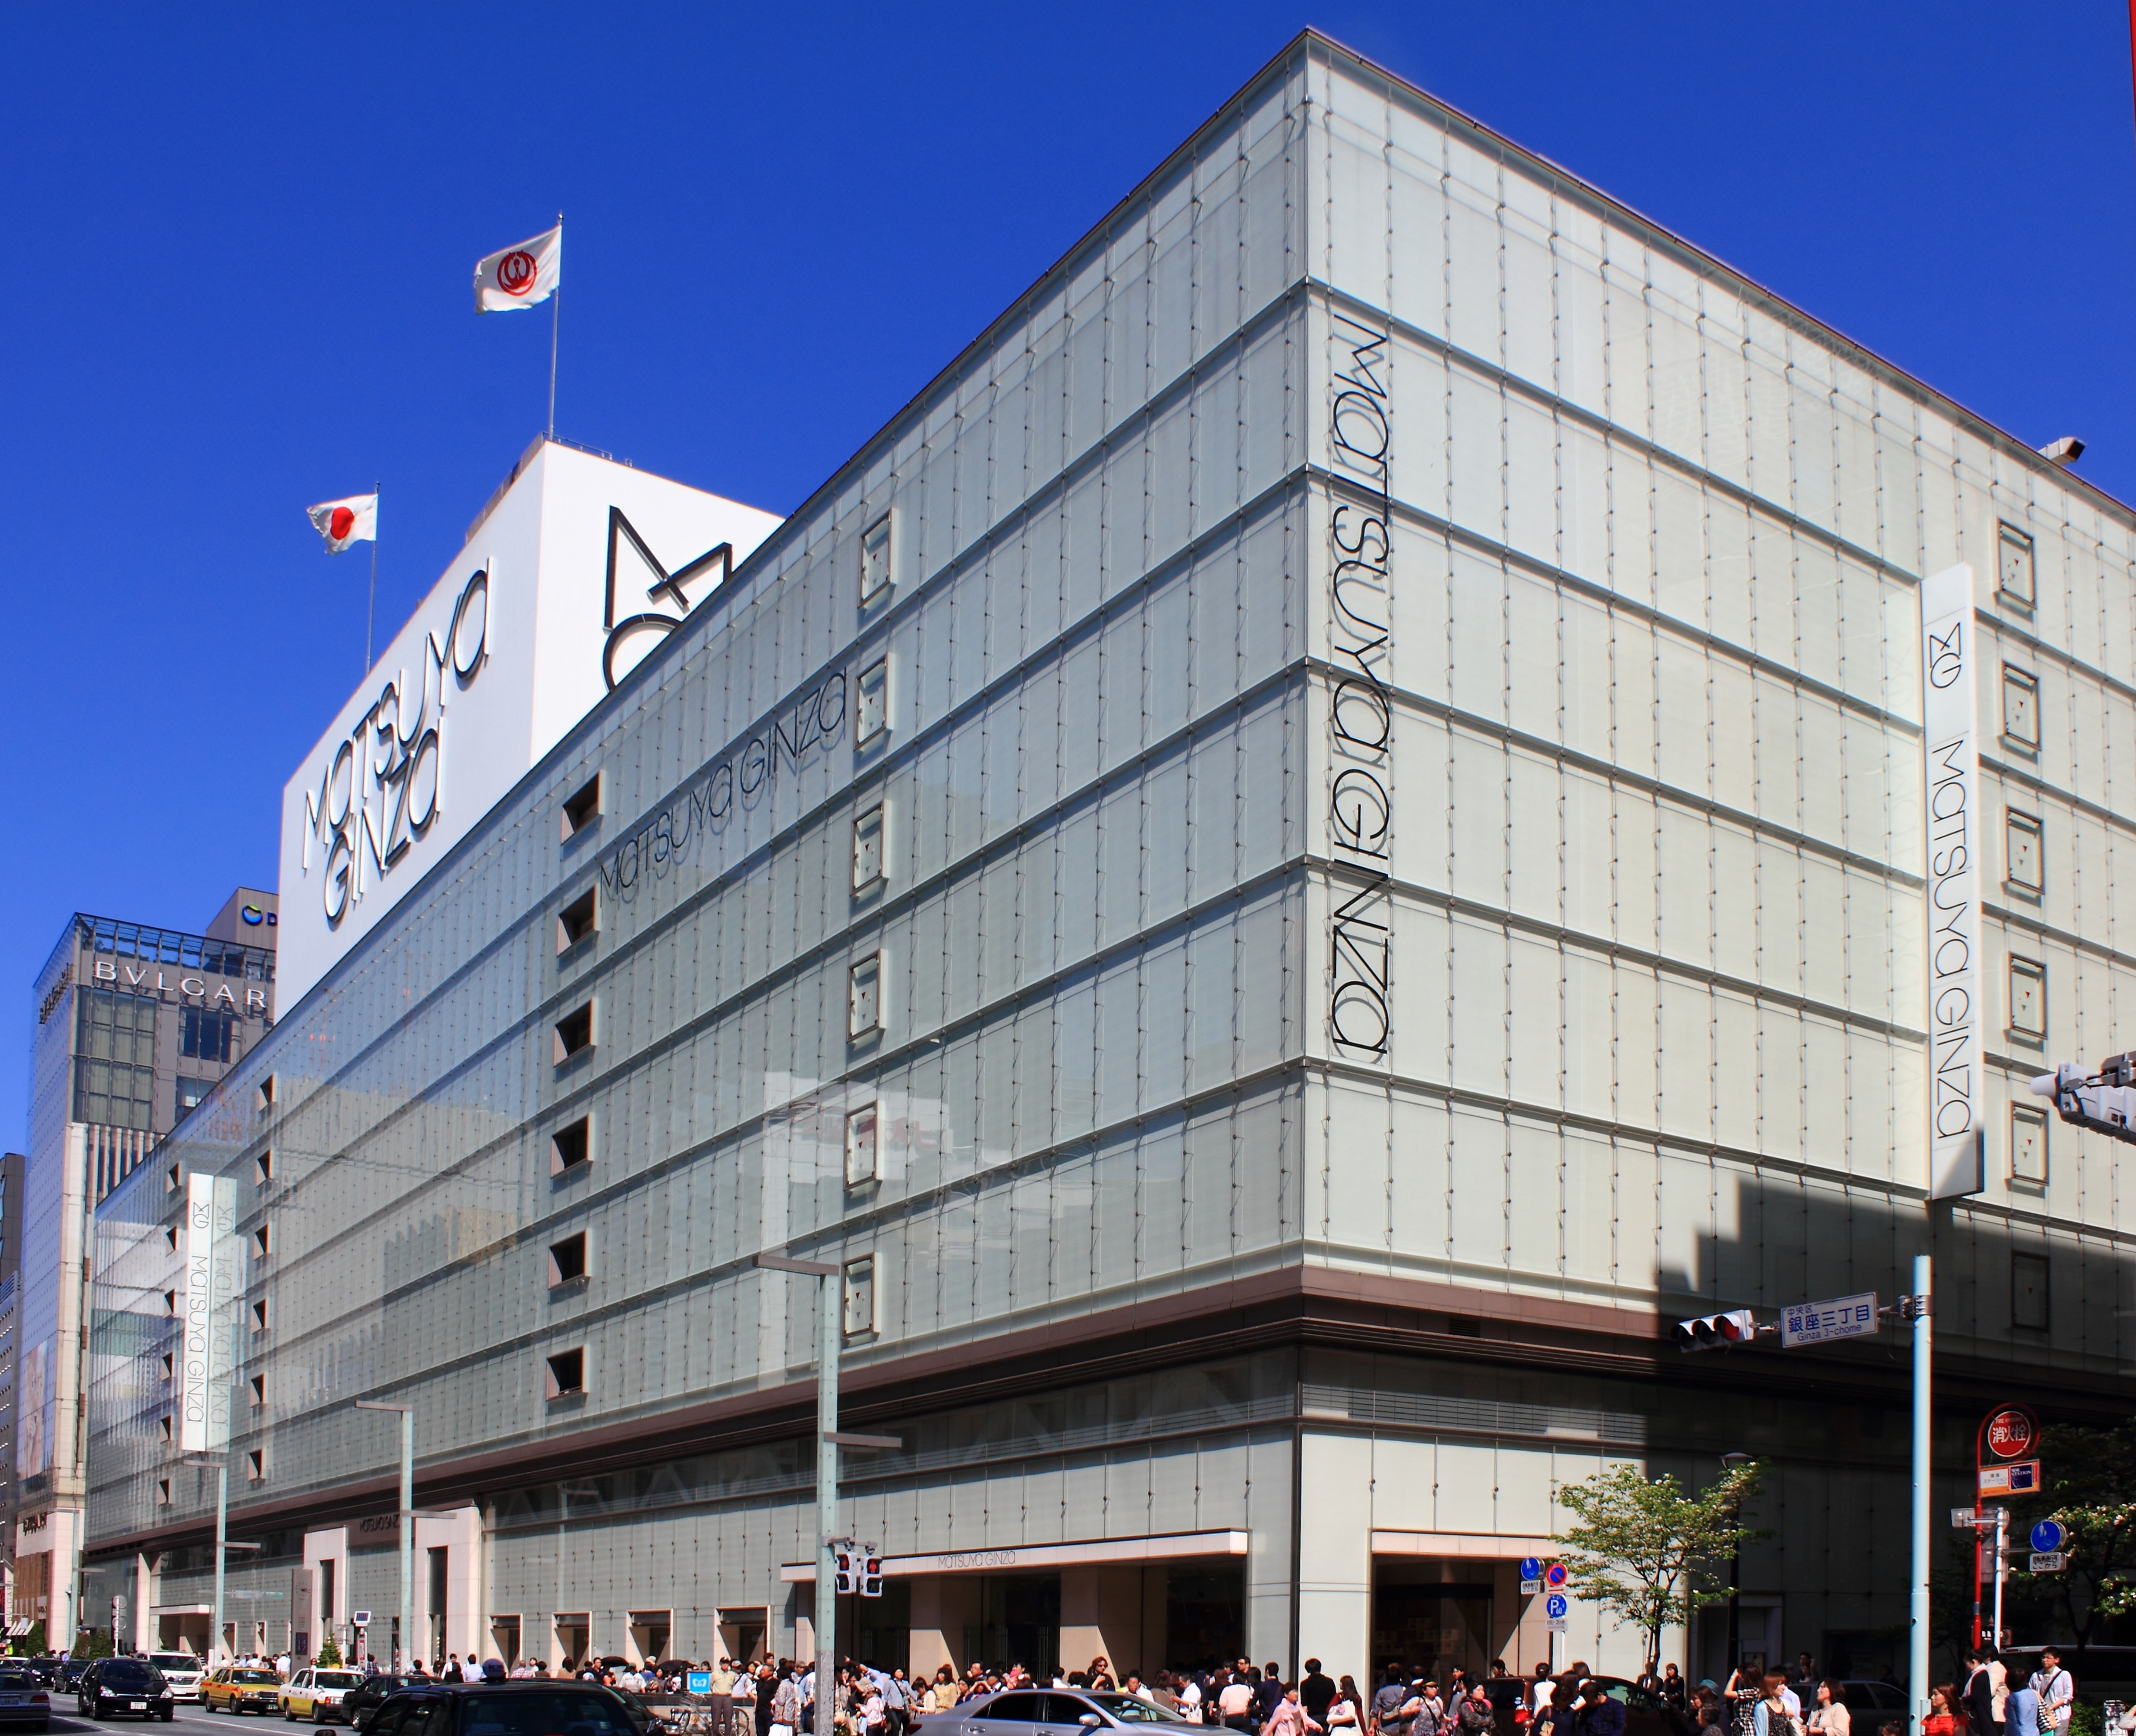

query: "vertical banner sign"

left=179, top=1173, right=238, bottom=1451
left=1327, top=308, right=1394, bottom=1060
left=1921, top=564, right=1985, bottom=1198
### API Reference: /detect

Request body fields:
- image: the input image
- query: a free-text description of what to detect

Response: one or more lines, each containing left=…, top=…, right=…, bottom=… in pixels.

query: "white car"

left=280, top=1669, right=364, bottom=1725
left=147, top=1658, right=205, bottom=1705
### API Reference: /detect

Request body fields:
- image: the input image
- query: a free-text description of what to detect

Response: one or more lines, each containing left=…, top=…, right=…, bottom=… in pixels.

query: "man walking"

left=1301, top=1663, right=1338, bottom=1730
left=2030, top=1649, right=2073, bottom=1736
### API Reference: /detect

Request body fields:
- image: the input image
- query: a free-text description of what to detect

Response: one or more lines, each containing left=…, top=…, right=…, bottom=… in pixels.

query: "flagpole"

left=547, top=213, right=562, bottom=440
left=365, top=481, right=379, bottom=673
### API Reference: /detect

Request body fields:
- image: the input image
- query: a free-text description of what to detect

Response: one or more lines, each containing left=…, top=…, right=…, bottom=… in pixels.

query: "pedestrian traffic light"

left=1674, top=1309, right=1758, bottom=1352
left=860, top=1550, right=884, bottom=1598
left=833, top=1548, right=856, bottom=1595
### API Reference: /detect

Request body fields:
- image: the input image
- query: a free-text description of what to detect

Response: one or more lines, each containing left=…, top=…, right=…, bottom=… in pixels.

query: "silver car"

left=943, top=1692, right=1197, bottom=1736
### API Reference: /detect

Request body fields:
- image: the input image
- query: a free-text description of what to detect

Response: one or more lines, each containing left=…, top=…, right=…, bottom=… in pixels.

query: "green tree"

left=2008, top=1418, right=2136, bottom=1649
left=317, top=1638, right=343, bottom=1667
left=1554, top=1459, right=1767, bottom=1674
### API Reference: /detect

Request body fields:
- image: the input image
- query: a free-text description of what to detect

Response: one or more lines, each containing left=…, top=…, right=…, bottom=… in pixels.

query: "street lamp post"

left=181, top=1455, right=262, bottom=1664
left=756, top=1253, right=844, bottom=1682
left=353, top=1402, right=414, bottom=1670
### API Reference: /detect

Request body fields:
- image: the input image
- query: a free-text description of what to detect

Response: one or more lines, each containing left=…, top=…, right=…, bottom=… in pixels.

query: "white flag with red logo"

left=305, top=491, right=377, bottom=554
left=474, top=222, right=562, bottom=312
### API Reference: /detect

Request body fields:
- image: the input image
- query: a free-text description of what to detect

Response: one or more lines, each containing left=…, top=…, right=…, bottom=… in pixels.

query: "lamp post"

left=1719, top=1453, right=1751, bottom=1681
left=353, top=1402, right=414, bottom=1670
left=181, top=1455, right=262, bottom=1664
left=756, top=1253, right=845, bottom=1682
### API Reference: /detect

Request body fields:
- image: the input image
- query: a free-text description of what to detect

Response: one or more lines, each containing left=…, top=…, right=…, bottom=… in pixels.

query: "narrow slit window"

left=859, top=511, right=894, bottom=604
left=2002, top=665, right=2040, bottom=750
left=557, top=888, right=599, bottom=953
left=2012, top=1251, right=2049, bottom=1330
left=253, top=1224, right=271, bottom=1258
left=553, top=1003, right=594, bottom=1064
left=548, top=1232, right=589, bottom=1288
left=166, top=1164, right=181, bottom=1195
left=852, top=806, right=885, bottom=892
left=842, top=1256, right=876, bottom=1337
left=2008, top=956, right=2046, bottom=1039
left=256, top=1150, right=274, bottom=1185
left=561, top=773, right=603, bottom=841
left=164, top=1225, right=178, bottom=1252
left=545, top=1347, right=586, bottom=1399
left=160, top=1415, right=172, bottom=1442
left=845, top=1103, right=881, bottom=1187
left=250, top=1374, right=266, bottom=1408
left=258, top=1076, right=275, bottom=1112
left=251, top=1298, right=269, bottom=1333
left=2005, top=810, right=2042, bottom=894
left=156, top=1479, right=171, bottom=1506
left=855, top=659, right=888, bottom=747
left=2011, top=1103, right=2048, bottom=1184
left=247, top=1449, right=264, bottom=1481
left=161, top=1352, right=174, bottom=1378
left=1997, top=522, right=2037, bottom=608
left=551, top=1117, right=592, bottom=1176
left=848, top=954, right=882, bottom=1039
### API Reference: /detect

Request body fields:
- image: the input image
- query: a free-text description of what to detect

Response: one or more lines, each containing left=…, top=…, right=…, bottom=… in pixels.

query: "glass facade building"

left=82, top=34, right=2136, bottom=1683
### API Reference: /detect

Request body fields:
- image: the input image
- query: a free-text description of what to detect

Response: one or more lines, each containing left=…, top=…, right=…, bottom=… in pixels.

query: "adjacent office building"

left=79, top=32, right=2136, bottom=1684
left=27, top=894, right=275, bottom=1645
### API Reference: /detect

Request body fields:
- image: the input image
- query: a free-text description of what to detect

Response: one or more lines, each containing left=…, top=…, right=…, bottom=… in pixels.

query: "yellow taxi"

left=280, top=1670, right=364, bottom=1725
left=202, top=1669, right=285, bottom=1715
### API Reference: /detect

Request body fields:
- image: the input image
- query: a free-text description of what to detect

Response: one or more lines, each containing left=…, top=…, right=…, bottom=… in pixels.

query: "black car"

left=0, top=1662, right=52, bottom=1731
left=55, top=1661, right=93, bottom=1695
left=76, top=1658, right=175, bottom=1722
left=364, top=1683, right=642, bottom=1736
left=20, top=1662, right=58, bottom=1692
left=343, top=1676, right=416, bottom=1731
left=1580, top=1680, right=1697, bottom=1736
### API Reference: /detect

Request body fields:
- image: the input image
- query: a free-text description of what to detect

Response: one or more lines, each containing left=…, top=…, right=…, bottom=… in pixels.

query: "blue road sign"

left=1519, top=1557, right=1542, bottom=1580
left=1545, top=1562, right=1569, bottom=1589
left=2031, top=1519, right=2067, bottom=1554
left=1546, top=1594, right=1568, bottom=1619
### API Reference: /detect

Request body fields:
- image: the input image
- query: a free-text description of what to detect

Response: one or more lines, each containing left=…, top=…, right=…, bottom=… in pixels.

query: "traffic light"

left=1674, top=1309, right=1758, bottom=1352
left=833, top=1548, right=856, bottom=1595
left=861, top=1549, right=885, bottom=1598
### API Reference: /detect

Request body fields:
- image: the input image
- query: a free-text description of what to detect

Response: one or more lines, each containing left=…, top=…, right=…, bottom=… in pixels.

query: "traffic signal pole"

left=758, top=1253, right=844, bottom=1685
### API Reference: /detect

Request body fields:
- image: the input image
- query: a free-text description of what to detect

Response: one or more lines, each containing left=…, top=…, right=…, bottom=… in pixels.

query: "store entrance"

left=1371, top=1564, right=1495, bottom=1683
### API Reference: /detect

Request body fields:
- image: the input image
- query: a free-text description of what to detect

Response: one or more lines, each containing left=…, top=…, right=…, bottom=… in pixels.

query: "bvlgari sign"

left=1921, top=563, right=1984, bottom=1199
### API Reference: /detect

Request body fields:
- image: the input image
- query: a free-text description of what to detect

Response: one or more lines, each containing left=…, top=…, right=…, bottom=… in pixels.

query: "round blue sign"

left=2031, top=1519, right=2067, bottom=1553
left=1519, top=1557, right=1543, bottom=1580
left=1545, top=1562, right=1569, bottom=1588
left=1546, top=1594, right=1567, bottom=1619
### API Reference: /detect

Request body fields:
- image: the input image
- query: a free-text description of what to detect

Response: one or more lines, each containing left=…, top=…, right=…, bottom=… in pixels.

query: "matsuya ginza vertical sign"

left=1921, top=563, right=1984, bottom=1198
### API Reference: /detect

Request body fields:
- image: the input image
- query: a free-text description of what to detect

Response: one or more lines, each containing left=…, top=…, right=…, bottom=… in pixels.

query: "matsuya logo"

left=496, top=250, right=539, bottom=297
left=300, top=564, right=490, bottom=923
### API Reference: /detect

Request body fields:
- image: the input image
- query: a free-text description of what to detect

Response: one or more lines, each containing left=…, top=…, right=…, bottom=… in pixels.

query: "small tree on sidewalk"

left=1554, top=1458, right=1766, bottom=1674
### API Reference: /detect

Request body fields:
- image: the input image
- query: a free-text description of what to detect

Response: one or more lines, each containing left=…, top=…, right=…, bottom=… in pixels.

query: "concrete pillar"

left=908, top=1579, right=953, bottom=1682
left=1297, top=1434, right=1373, bottom=1684
left=1061, top=1567, right=1102, bottom=1680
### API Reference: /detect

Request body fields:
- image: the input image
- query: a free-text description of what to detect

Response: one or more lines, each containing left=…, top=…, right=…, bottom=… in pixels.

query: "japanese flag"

left=306, top=492, right=377, bottom=554
left=474, top=222, right=562, bottom=312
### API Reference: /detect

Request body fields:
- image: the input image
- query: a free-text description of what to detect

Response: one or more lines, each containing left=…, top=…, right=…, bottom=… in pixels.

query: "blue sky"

left=3, top=4, right=2130, bottom=1144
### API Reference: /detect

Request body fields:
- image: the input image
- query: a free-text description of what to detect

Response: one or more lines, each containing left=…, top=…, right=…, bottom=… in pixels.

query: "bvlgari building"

left=81, top=32, right=2136, bottom=1687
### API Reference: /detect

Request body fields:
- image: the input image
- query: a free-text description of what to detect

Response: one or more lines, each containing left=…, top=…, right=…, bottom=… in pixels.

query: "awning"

left=1370, top=1532, right=1557, bottom=1560
left=780, top=1528, right=1248, bottom=1582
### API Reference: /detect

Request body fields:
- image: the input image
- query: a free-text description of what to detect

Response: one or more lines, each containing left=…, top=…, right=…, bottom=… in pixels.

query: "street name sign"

left=1780, top=1293, right=1878, bottom=1347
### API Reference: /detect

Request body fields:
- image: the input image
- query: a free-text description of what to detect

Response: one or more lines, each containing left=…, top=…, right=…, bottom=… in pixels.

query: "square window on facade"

left=561, top=773, right=602, bottom=842
left=545, top=1347, right=586, bottom=1399
left=548, top=1231, right=588, bottom=1287
left=2002, top=666, right=2039, bottom=750
left=550, top=1116, right=592, bottom=1175
left=1998, top=522, right=2037, bottom=608
left=557, top=887, right=598, bottom=953
left=2008, top=956, right=2046, bottom=1040
left=859, top=511, right=893, bottom=604
left=855, top=659, right=888, bottom=747
left=2012, top=1251, right=2049, bottom=1330
left=2011, top=1103, right=2049, bottom=1184
left=852, top=806, right=885, bottom=892
left=2005, top=810, right=2042, bottom=894
left=553, top=1003, right=594, bottom=1064
left=843, top=1256, right=876, bottom=1337
left=848, top=954, right=882, bottom=1039
left=845, top=1103, right=881, bottom=1187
